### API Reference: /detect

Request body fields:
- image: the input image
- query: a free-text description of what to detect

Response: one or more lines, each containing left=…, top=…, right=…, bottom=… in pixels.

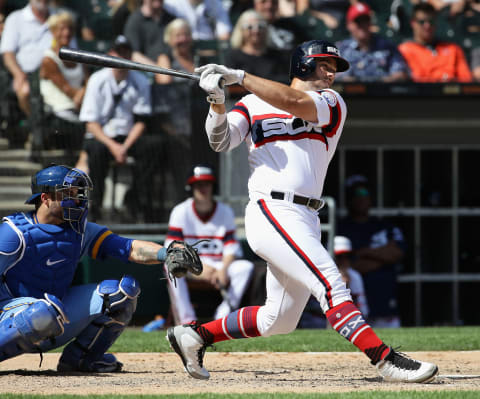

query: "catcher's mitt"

left=165, top=240, right=203, bottom=284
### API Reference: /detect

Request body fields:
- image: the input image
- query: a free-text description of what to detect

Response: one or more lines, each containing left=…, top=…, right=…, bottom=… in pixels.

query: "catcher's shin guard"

left=0, top=294, right=67, bottom=361
left=58, top=275, right=140, bottom=372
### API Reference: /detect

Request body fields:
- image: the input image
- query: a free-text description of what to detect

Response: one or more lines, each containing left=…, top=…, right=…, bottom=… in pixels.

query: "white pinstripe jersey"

left=227, top=89, right=347, bottom=199
left=164, top=198, right=242, bottom=262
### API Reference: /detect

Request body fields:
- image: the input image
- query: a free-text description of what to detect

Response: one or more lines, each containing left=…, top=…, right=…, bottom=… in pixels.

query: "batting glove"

left=195, top=64, right=245, bottom=86
left=199, top=72, right=225, bottom=104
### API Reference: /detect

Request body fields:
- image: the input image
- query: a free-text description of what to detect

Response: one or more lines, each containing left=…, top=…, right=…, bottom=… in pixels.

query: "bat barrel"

left=59, top=47, right=200, bottom=81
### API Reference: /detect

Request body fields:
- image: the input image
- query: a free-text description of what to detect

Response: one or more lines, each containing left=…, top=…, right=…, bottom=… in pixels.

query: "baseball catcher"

left=0, top=164, right=200, bottom=373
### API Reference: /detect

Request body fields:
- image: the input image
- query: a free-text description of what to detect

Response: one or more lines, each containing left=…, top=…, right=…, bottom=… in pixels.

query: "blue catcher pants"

left=0, top=275, right=140, bottom=368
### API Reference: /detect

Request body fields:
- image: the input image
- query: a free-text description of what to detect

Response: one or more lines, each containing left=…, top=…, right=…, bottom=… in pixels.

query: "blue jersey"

left=0, top=211, right=132, bottom=300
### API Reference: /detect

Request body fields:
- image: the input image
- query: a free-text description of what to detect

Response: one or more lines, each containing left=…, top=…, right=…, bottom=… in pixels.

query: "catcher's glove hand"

left=165, top=240, right=203, bottom=284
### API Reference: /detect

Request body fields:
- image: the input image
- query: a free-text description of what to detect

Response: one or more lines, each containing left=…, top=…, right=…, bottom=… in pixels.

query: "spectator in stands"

left=163, top=0, right=232, bottom=41
left=254, top=0, right=310, bottom=51
left=225, top=10, right=290, bottom=84
left=0, top=0, right=52, bottom=117
left=124, top=0, right=175, bottom=65
left=39, top=11, right=88, bottom=155
left=161, top=164, right=254, bottom=325
left=124, top=0, right=175, bottom=66
left=155, top=18, right=195, bottom=84
left=78, top=35, right=158, bottom=222
left=336, top=2, right=410, bottom=82
left=40, top=12, right=88, bottom=124
left=398, top=2, right=473, bottom=82
left=297, top=0, right=350, bottom=30
left=338, top=175, right=405, bottom=328
left=471, top=46, right=480, bottom=81
left=299, top=234, right=369, bottom=328
left=111, top=0, right=140, bottom=37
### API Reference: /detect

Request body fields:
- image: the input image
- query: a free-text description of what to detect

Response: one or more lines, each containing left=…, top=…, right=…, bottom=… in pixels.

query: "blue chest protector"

left=4, top=213, right=83, bottom=299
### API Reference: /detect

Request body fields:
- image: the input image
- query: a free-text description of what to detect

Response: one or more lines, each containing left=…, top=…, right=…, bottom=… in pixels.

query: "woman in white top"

left=40, top=12, right=88, bottom=123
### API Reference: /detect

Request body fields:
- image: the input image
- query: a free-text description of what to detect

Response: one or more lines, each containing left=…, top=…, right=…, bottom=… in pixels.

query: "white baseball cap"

left=334, top=236, right=352, bottom=255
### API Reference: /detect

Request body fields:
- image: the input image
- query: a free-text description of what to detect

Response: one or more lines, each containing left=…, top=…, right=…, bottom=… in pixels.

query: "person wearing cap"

left=0, top=164, right=185, bottom=372
left=335, top=1, right=410, bottom=82
left=164, top=38, right=439, bottom=383
left=148, top=163, right=254, bottom=328
left=338, top=175, right=405, bottom=329
left=77, top=35, right=160, bottom=222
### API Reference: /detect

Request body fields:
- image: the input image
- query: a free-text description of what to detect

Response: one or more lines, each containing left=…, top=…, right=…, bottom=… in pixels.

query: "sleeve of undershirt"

left=205, top=100, right=251, bottom=152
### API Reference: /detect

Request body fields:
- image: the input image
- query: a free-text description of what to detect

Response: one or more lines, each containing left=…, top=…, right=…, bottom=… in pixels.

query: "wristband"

left=157, top=247, right=167, bottom=262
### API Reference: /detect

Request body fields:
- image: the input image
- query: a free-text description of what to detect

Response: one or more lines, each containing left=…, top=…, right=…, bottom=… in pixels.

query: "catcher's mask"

left=289, top=40, right=350, bottom=81
left=185, top=164, right=216, bottom=190
left=25, top=165, right=93, bottom=234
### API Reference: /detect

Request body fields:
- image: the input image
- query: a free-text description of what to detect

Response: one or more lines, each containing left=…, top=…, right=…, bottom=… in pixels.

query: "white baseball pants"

left=245, top=198, right=352, bottom=337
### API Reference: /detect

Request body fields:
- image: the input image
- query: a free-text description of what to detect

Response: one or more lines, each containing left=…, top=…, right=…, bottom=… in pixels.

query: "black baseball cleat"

left=57, top=353, right=123, bottom=373
left=376, top=348, right=438, bottom=383
left=166, top=322, right=210, bottom=380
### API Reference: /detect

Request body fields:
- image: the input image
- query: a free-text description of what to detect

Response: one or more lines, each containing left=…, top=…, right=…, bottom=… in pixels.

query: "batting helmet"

left=25, top=165, right=93, bottom=233
left=289, top=40, right=349, bottom=81
left=186, top=164, right=216, bottom=186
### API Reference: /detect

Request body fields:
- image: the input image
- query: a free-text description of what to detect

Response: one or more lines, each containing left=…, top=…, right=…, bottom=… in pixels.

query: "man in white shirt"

left=0, top=0, right=52, bottom=116
left=163, top=0, right=231, bottom=41
left=163, top=164, right=254, bottom=324
left=79, top=35, right=157, bottom=222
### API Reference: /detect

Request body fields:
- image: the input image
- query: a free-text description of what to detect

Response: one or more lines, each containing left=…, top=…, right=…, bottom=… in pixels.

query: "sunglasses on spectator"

left=242, top=22, right=267, bottom=31
left=415, top=18, right=435, bottom=25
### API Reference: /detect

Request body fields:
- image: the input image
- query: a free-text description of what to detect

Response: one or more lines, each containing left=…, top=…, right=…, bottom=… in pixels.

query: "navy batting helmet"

left=289, top=40, right=349, bottom=81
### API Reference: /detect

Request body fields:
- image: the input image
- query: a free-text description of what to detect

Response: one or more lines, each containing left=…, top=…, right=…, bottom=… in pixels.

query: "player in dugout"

left=0, top=164, right=201, bottom=372
left=165, top=40, right=439, bottom=383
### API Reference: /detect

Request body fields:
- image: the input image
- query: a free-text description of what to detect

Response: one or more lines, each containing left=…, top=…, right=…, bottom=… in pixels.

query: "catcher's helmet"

left=25, top=165, right=93, bottom=233
left=289, top=40, right=349, bottom=81
left=186, top=164, right=216, bottom=186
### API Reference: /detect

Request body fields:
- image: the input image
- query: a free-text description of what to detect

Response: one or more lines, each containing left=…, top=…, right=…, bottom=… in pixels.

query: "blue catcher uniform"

left=0, top=165, right=140, bottom=372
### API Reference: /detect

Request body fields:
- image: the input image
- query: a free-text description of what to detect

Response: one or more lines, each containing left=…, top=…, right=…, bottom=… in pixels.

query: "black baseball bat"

left=59, top=47, right=200, bottom=81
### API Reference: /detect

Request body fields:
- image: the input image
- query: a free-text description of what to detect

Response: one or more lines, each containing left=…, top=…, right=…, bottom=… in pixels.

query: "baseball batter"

left=167, top=40, right=439, bottom=383
left=164, top=164, right=254, bottom=323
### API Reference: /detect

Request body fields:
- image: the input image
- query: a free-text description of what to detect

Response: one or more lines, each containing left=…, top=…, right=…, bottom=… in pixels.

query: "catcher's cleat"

left=57, top=353, right=123, bottom=373
left=167, top=322, right=210, bottom=380
left=376, top=348, right=438, bottom=383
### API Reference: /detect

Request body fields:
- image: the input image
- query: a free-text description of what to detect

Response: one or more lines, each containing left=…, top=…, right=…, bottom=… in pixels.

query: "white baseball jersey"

left=164, top=198, right=253, bottom=324
left=226, top=89, right=347, bottom=199
left=164, top=198, right=242, bottom=261
left=206, top=88, right=352, bottom=335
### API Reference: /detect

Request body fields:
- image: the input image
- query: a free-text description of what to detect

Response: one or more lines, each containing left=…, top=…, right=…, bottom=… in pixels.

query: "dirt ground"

left=0, top=351, right=479, bottom=395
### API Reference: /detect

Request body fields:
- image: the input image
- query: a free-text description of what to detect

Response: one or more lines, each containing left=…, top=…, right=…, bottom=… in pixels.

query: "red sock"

left=326, top=301, right=390, bottom=364
left=198, top=306, right=261, bottom=344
